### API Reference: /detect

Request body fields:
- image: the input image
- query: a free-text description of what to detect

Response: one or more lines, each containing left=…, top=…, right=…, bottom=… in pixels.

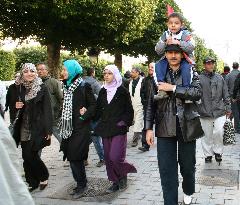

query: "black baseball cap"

left=165, top=44, right=183, bottom=52
left=203, top=57, right=216, bottom=64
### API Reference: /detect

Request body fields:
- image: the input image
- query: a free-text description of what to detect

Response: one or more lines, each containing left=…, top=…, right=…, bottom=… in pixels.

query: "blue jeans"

left=157, top=120, right=196, bottom=205
left=92, top=135, right=104, bottom=161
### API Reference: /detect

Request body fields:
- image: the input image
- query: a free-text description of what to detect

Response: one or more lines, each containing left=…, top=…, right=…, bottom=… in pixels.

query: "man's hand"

left=158, top=82, right=175, bottom=91
left=146, top=130, right=154, bottom=146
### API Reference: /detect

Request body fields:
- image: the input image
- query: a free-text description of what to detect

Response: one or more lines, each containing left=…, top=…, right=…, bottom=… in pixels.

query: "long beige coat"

left=129, top=78, right=144, bottom=132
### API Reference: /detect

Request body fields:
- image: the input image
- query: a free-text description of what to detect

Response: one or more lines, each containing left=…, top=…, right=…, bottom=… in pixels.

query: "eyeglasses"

left=103, top=72, right=113, bottom=76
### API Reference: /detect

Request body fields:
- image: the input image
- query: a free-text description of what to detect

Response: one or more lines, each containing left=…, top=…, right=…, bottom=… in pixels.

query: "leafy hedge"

left=14, top=46, right=47, bottom=71
left=0, top=46, right=112, bottom=81
left=0, top=50, right=16, bottom=80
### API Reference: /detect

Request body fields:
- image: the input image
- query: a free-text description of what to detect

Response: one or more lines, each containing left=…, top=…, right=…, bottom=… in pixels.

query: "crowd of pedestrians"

left=1, top=12, right=240, bottom=205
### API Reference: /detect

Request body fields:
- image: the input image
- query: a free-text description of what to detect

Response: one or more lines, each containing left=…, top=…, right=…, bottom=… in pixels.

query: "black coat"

left=140, top=75, right=158, bottom=109
left=61, top=83, right=96, bottom=161
left=95, top=86, right=134, bottom=138
left=145, top=66, right=203, bottom=142
left=12, top=84, right=53, bottom=150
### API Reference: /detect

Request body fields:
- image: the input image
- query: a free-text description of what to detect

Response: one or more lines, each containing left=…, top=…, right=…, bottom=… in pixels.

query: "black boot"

left=205, top=156, right=212, bottom=163
left=106, top=182, right=119, bottom=193
left=119, top=176, right=127, bottom=191
left=72, top=186, right=87, bottom=199
left=214, top=153, right=222, bottom=165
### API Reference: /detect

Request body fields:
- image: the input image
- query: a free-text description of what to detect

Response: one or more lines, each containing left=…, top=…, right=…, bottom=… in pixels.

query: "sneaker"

left=138, top=146, right=149, bottom=152
left=72, top=186, right=87, bottom=199
left=183, top=194, right=192, bottom=205
left=96, top=160, right=105, bottom=167
left=106, top=182, right=119, bottom=193
left=119, top=176, right=127, bottom=191
left=205, top=156, right=212, bottom=163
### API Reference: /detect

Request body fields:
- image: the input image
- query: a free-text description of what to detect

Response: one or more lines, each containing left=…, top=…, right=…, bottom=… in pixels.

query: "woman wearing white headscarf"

left=95, top=65, right=137, bottom=193
left=12, top=63, right=52, bottom=192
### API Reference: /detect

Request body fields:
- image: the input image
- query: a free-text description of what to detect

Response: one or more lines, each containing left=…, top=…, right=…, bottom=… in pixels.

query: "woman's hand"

left=146, top=130, right=154, bottom=146
left=80, top=107, right=87, bottom=115
left=16, top=101, right=24, bottom=109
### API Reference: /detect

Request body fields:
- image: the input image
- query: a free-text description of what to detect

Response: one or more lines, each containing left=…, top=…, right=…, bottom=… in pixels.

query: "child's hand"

left=166, top=36, right=173, bottom=45
left=171, top=39, right=180, bottom=45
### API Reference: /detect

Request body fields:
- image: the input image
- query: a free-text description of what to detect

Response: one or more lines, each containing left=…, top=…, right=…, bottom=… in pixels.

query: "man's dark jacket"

left=145, top=62, right=203, bottom=142
left=140, top=75, right=158, bottom=110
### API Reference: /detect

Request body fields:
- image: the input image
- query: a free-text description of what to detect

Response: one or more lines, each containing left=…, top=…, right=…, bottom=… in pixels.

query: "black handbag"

left=182, top=115, right=204, bottom=142
left=223, top=118, right=236, bottom=145
left=8, top=110, right=20, bottom=136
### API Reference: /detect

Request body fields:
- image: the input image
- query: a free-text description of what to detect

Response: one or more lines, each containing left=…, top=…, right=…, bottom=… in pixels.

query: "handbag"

left=223, top=118, right=236, bottom=145
left=8, top=110, right=20, bottom=136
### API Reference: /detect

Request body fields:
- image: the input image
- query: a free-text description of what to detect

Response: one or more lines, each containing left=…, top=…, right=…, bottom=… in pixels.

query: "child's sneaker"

left=154, top=90, right=169, bottom=100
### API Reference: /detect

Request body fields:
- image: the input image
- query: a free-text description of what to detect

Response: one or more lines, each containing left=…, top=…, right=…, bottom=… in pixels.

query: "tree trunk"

left=47, top=43, right=61, bottom=78
left=114, top=53, right=122, bottom=72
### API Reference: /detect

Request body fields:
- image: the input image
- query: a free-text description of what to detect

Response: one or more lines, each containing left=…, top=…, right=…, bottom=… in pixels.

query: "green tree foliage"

left=14, top=46, right=47, bottom=71
left=62, top=54, right=112, bottom=80
left=194, top=36, right=220, bottom=72
left=109, top=0, right=192, bottom=62
left=0, top=0, right=157, bottom=76
left=0, top=50, right=16, bottom=80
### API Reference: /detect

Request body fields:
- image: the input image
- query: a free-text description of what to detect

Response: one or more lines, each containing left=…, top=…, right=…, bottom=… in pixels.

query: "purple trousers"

left=102, top=134, right=137, bottom=183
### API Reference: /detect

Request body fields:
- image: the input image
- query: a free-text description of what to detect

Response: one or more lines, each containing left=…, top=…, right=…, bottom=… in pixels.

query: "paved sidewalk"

left=19, top=131, right=240, bottom=205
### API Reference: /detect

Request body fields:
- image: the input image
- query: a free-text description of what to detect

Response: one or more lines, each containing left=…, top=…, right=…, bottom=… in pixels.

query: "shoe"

left=28, top=185, right=39, bottom=192
left=183, top=194, right=192, bottom=204
left=138, top=146, right=149, bottom=152
left=72, top=186, right=87, bottom=199
left=131, top=141, right=138, bottom=147
left=96, top=160, right=105, bottom=167
left=214, top=153, right=222, bottom=165
left=39, top=181, right=48, bottom=190
left=106, top=182, right=119, bottom=193
left=119, top=176, right=127, bottom=191
left=84, top=160, right=89, bottom=166
left=205, top=156, right=212, bottom=163
left=69, top=186, right=78, bottom=195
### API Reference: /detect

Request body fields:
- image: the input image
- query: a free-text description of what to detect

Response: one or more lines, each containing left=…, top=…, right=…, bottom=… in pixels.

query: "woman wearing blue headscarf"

left=59, top=60, right=96, bottom=199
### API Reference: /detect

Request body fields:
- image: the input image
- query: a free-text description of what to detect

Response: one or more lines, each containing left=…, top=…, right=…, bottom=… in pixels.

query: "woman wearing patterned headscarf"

left=59, top=60, right=96, bottom=199
left=12, top=63, right=53, bottom=192
left=95, top=65, right=137, bottom=193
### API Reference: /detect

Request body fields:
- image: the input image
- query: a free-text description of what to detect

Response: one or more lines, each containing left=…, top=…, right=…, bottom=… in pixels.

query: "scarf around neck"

left=59, top=77, right=83, bottom=139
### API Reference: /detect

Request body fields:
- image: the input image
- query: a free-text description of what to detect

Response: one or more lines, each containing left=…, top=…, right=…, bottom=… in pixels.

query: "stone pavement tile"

left=224, top=199, right=240, bottom=205
left=110, top=198, right=156, bottom=205
left=13, top=127, right=239, bottom=205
